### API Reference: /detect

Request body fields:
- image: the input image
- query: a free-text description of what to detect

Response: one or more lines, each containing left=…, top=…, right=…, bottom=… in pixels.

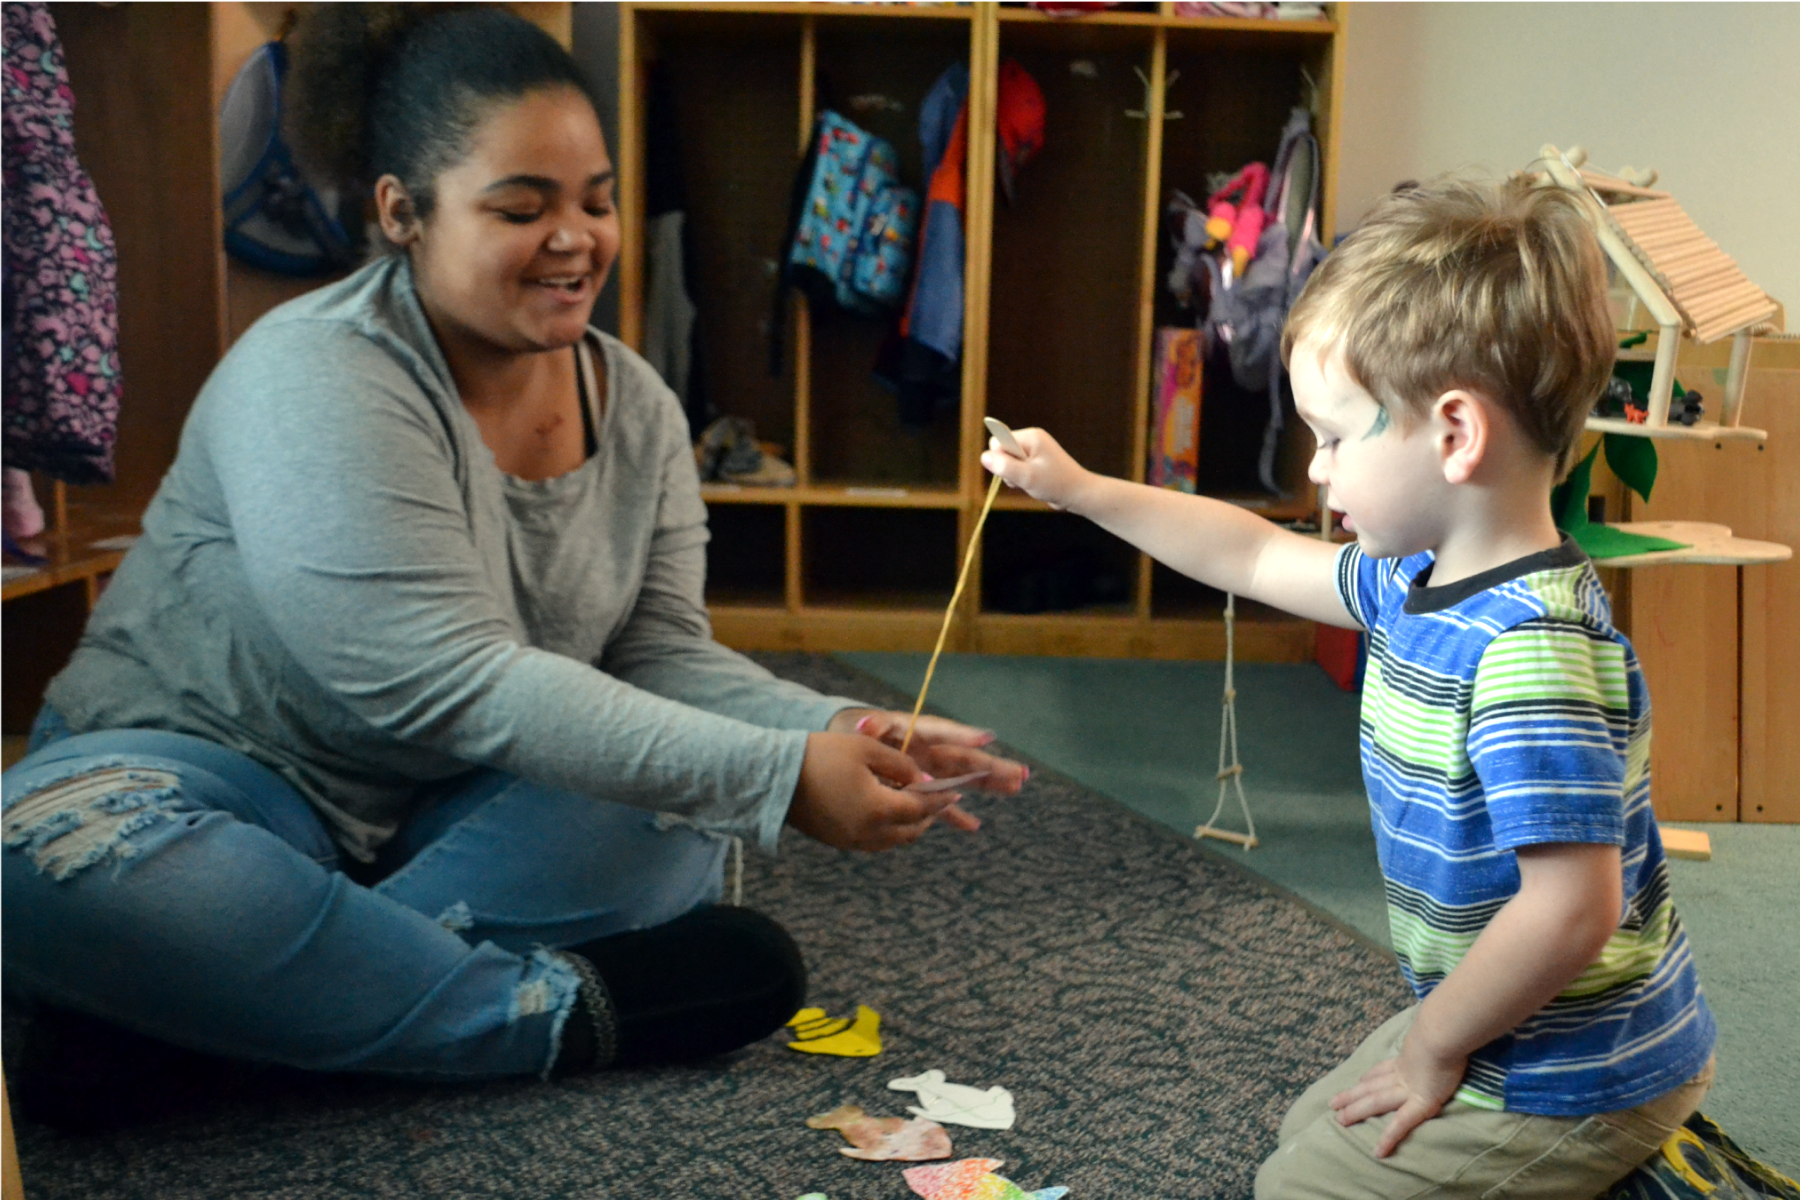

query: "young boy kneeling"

left=986, top=177, right=1715, bottom=1199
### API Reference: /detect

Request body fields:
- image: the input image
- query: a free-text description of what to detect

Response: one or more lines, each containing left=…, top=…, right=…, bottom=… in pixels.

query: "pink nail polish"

left=856, top=715, right=875, bottom=733
left=1022, top=766, right=1031, bottom=783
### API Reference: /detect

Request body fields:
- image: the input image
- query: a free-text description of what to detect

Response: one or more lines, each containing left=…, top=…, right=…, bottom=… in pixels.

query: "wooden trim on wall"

left=959, top=3, right=1000, bottom=630
left=617, top=4, right=646, bottom=350
left=3, top=1070, right=22, bottom=1200
left=1318, top=1, right=1347, bottom=240
left=793, top=16, right=816, bottom=490
left=1735, top=364, right=1800, bottom=822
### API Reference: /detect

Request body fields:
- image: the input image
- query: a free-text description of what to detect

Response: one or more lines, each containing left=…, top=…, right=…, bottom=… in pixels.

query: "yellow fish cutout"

left=785, top=1004, right=882, bottom=1057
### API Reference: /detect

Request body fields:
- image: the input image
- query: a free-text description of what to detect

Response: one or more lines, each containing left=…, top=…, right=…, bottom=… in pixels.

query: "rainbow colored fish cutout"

left=903, top=1158, right=1069, bottom=1200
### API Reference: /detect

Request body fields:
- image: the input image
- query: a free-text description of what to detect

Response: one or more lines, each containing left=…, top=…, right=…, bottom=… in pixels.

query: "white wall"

left=1337, top=2, right=1800, bottom=316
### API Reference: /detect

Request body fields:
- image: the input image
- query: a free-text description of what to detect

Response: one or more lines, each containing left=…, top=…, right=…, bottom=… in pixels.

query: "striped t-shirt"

left=1337, top=537, right=1714, bottom=1116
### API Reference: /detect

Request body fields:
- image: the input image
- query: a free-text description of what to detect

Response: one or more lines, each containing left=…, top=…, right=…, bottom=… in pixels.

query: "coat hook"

left=1126, top=66, right=1184, bottom=121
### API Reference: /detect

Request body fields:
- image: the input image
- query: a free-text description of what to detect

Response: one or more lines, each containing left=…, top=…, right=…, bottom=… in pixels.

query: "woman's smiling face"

left=397, top=85, right=619, bottom=357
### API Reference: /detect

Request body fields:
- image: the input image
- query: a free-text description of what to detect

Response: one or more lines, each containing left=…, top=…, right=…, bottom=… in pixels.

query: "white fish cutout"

left=888, top=1069, right=1016, bottom=1130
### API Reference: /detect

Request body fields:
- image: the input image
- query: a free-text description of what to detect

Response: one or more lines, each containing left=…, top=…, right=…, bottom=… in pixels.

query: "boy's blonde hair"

left=1282, top=176, right=1614, bottom=476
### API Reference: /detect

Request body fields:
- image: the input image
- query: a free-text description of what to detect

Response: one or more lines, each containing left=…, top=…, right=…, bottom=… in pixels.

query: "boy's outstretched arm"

left=981, top=428, right=1355, bottom=627
left=1329, top=841, right=1625, bottom=1156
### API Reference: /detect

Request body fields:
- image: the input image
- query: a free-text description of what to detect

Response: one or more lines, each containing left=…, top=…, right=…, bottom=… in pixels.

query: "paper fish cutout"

left=805, top=1104, right=952, bottom=1162
left=889, top=1069, right=1015, bottom=1129
left=904, top=1159, right=1006, bottom=1199
left=905, top=770, right=988, bottom=794
left=903, top=1158, right=1068, bottom=1200
left=787, top=1007, right=848, bottom=1040
left=787, top=1004, right=882, bottom=1056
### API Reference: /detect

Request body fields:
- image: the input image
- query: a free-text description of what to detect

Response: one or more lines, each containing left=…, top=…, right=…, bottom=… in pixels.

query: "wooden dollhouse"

left=1533, top=143, right=1789, bottom=575
left=1540, top=143, right=1777, bottom=442
left=1532, top=144, right=1792, bottom=845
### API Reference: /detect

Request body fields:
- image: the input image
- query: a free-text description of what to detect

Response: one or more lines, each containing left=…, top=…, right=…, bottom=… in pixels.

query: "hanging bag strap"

left=220, top=41, right=356, bottom=275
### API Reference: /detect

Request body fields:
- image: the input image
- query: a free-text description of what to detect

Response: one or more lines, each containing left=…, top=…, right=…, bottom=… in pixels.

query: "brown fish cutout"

left=805, top=1104, right=953, bottom=1162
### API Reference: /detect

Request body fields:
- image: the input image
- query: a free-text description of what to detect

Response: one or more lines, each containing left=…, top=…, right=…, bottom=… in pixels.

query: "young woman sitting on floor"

left=1, top=3, right=1022, bottom=1127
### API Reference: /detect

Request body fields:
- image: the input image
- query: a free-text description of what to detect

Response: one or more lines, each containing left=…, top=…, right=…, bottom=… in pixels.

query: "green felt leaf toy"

left=1551, top=442, right=1686, bottom=560
left=1551, top=443, right=1600, bottom=533
left=1603, top=431, right=1658, bottom=503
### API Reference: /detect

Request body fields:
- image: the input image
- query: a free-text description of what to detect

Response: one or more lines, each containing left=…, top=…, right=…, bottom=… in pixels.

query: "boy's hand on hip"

left=1328, top=1037, right=1467, bottom=1158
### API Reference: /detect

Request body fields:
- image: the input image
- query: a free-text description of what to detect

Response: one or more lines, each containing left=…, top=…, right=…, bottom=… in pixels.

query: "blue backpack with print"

left=790, top=111, right=918, bottom=312
left=771, top=110, right=918, bottom=373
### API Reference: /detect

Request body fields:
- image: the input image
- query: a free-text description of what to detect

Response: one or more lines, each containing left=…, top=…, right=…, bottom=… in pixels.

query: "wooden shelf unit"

left=1586, top=332, right=1800, bottom=823
left=618, top=1, right=1345, bottom=661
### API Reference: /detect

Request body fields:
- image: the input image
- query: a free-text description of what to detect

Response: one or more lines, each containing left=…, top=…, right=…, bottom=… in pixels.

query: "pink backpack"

left=2, top=2, right=122, bottom=485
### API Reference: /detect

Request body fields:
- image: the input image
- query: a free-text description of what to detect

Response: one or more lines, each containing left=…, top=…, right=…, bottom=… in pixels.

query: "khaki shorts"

left=1254, top=1006, right=1714, bottom=1200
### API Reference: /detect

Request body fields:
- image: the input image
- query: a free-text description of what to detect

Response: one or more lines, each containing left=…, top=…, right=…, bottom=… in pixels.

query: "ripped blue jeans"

left=1, top=712, right=728, bottom=1080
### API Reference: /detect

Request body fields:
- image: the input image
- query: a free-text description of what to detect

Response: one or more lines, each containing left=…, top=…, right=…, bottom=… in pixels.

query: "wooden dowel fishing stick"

left=899, top=418, right=1024, bottom=755
left=899, top=471, right=1005, bottom=755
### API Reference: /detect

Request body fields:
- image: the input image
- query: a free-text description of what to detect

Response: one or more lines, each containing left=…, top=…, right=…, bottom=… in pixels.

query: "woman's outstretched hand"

left=788, top=732, right=957, bottom=851
left=825, top=708, right=1029, bottom=835
left=788, top=710, right=1028, bottom=850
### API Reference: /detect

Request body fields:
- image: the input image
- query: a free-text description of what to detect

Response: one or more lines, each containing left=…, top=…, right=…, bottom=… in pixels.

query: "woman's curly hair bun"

left=283, top=3, right=597, bottom=224
left=283, top=3, right=440, bottom=191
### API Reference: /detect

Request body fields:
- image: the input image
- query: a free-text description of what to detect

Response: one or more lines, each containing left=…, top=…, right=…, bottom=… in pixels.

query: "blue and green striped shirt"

left=1337, top=537, right=1714, bottom=1116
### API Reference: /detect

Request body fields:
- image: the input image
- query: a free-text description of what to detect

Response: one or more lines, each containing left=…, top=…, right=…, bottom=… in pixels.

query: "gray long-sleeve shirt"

left=47, top=256, right=858, bottom=860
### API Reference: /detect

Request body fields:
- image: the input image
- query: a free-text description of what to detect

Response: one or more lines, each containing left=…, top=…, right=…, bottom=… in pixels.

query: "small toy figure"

left=1595, top=376, right=1636, bottom=419
left=1204, top=162, right=1269, bottom=278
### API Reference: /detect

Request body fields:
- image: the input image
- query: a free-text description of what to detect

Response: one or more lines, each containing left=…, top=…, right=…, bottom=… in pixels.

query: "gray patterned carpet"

left=11, top=653, right=1410, bottom=1200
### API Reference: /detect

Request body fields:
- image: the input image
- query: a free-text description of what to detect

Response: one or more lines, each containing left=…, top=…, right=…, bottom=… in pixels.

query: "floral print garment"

left=3, top=1, right=121, bottom=484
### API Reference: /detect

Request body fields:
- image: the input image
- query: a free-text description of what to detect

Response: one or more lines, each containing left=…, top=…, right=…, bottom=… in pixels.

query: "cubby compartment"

left=1149, top=559, right=1287, bottom=624
left=1149, top=559, right=1223, bottom=618
left=619, top=4, right=1341, bottom=661
left=802, top=505, right=957, bottom=610
left=808, top=304, right=963, bottom=488
left=806, top=16, right=973, bottom=488
left=1155, top=26, right=1335, bottom=500
left=986, top=25, right=1155, bottom=483
left=642, top=13, right=804, bottom=455
left=703, top=501, right=787, bottom=608
left=981, top=511, right=1136, bottom=615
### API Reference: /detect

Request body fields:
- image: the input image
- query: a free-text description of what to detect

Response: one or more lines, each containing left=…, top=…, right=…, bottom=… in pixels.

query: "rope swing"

left=1194, top=591, right=1258, bottom=849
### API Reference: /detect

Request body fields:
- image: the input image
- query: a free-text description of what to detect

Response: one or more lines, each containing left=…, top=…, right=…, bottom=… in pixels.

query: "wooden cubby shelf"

left=0, top=496, right=140, bottom=605
left=1585, top=416, right=1766, bottom=443
left=624, top=1, right=1344, bottom=660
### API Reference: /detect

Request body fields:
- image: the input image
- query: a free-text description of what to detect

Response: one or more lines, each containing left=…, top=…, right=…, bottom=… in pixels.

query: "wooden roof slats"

left=1601, top=194, right=1776, bottom=344
left=1576, top=167, right=1670, bottom=200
